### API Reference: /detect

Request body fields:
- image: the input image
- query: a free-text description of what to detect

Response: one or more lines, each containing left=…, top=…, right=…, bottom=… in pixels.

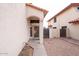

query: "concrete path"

left=44, top=38, right=79, bottom=56
left=29, top=39, right=47, bottom=56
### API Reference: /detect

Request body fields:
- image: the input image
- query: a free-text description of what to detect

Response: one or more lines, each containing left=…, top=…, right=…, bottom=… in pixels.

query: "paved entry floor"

left=28, top=39, right=47, bottom=56
left=44, top=38, right=79, bottom=56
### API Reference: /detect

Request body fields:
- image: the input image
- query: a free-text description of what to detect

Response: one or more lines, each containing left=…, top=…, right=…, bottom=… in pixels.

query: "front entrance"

left=30, top=26, right=39, bottom=40
left=60, top=26, right=67, bottom=37
left=27, top=16, right=40, bottom=40
left=27, top=16, right=44, bottom=43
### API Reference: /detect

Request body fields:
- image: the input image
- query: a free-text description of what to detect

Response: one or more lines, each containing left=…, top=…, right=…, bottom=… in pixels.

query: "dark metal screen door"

left=60, top=29, right=66, bottom=37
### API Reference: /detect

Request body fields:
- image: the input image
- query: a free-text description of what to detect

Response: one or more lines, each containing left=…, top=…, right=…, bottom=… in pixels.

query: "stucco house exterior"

left=0, top=3, right=48, bottom=56
left=48, top=3, right=79, bottom=40
left=26, top=3, right=48, bottom=44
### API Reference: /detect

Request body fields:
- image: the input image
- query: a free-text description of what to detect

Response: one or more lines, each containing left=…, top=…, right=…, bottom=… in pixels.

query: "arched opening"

left=27, top=16, right=40, bottom=40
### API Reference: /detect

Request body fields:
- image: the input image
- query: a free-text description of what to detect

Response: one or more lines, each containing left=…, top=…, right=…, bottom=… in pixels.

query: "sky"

left=26, top=0, right=79, bottom=28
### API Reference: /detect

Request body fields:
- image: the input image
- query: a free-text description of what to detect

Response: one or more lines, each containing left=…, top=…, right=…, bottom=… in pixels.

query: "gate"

left=43, top=28, right=49, bottom=38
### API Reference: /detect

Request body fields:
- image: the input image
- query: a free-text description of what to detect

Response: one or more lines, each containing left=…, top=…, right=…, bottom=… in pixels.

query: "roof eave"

left=26, top=3, right=48, bottom=14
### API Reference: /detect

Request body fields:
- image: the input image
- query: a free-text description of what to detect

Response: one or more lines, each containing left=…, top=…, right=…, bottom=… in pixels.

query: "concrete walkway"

left=29, top=39, right=47, bottom=56
left=44, top=38, right=79, bottom=56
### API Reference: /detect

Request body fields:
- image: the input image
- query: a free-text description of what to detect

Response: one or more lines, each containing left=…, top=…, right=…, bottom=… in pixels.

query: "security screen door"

left=30, top=26, right=39, bottom=39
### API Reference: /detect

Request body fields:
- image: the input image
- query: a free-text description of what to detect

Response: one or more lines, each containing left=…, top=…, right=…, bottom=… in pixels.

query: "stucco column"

left=39, top=20, right=43, bottom=44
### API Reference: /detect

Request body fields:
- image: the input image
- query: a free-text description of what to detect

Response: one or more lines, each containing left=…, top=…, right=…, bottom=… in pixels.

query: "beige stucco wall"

left=58, top=6, right=79, bottom=40
left=48, top=20, right=53, bottom=27
left=58, top=7, right=79, bottom=28
left=49, top=27, right=53, bottom=38
left=49, top=17, right=60, bottom=38
left=0, top=3, right=29, bottom=56
left=48, top=20, right=53, bottom=38
left=26, top=5, right=44, bottom=43
left=51, top=6, right=79, bottom=40
left=27, top=6, right=44, bottom=21
left=53, top=18, right=60, bottom=38
left=69, top=24, right=79, bottom=40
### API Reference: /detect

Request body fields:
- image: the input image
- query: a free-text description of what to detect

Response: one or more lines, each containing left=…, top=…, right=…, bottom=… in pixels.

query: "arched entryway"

left=27, top=16, right=40, bottom=40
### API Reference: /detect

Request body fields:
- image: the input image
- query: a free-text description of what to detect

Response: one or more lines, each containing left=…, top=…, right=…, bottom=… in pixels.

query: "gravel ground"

left=44, top=38, right=79, bottom=56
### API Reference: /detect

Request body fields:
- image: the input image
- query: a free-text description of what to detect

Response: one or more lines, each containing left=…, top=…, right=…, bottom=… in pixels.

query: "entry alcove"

left=27, top=16, right=40, bottom=40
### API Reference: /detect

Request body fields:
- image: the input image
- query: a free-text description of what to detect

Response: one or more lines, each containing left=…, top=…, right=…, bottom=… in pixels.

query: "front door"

left=30, top=26, right=39, bottom=40
left=34, top=26, right=39, bottom=39
left=60, top=26, right=67, bottom=37
left=60, top=29, right=66, bottom=37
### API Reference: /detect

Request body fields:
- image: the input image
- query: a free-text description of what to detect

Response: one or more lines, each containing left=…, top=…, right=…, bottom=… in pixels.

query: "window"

left=62, top=26, right=67, bottom=29
left=30, top=20, right=39, bottom=23
left=53, top=27, right=57, bottom=29
left=54, top=17, right=56, bottom=23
